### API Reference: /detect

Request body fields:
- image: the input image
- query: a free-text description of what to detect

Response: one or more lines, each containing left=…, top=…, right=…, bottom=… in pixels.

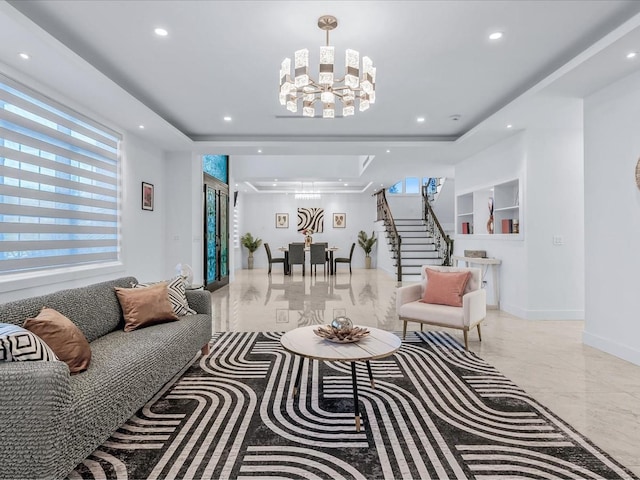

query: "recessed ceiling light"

left=274, top=179, right=278, bottom=181
left=417, top=117, right=425, bottom=123
left=627, top=52, right=637, bottom=59
left=154, top=27, right=168, bottom=37
left=272, top=183, right=276, bottom=186
left=138, top=125, right=145, bottom=129
left=338, top=178, right=342, bottom=182
left=506, top=124, right=513, bottom=129
left=489, top=31, right=503, bottom=40
left=223, top=116, right=232, bottom=122
left=386, top=149, right=391, bottom=153
left=257, top=149, right=262, bottom=153
left=18, top=52, right=29, bottom=60
left=344, top=183, right=348, bottom=186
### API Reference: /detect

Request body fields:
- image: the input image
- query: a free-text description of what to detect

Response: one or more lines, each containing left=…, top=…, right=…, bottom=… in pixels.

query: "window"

left=388, top=180, right=403, bottom=194
left=405, top=177, right=419, bottom=194
left=0, top=74, right=121, bottom=277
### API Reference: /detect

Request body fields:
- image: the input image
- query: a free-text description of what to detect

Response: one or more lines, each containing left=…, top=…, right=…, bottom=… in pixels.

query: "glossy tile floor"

left=211, top=268, right=640, bottom=475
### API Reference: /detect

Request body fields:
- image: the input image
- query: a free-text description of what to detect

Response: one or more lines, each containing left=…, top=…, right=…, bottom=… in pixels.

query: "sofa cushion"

left=24, top=308, right=91, bottom=374
left=115, top=283, right=179, bottom=332
left=422, top=268, right=471, bottom=307
left=134, top=276, right=196, bottom=316
left=0, top=323, right=58, bottom=362
left=398, top=301, right=464, bottom=327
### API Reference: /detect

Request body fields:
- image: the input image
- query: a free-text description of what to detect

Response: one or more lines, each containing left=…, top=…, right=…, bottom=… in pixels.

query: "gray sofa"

left=0, top=276, right=212, bottom=480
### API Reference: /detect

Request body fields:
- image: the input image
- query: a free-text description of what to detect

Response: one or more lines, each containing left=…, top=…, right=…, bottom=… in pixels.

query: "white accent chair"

left=396, top=265, right=486, bottom=349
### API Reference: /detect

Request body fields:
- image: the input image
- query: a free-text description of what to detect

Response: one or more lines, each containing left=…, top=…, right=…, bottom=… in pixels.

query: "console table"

left=451, top=255, right=502, bottom=309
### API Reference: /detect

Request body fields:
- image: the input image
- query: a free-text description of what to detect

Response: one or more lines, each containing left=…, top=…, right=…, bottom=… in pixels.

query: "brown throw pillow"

left=422, top=268, right=471, bottom=307
left=23, top=307, right=91, bottom=374
left=115, top=282, right=179, bottom=332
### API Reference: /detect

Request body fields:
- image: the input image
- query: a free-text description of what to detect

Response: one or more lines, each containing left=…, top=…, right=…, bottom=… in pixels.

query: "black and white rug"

left=71, top=331, right=637, bottom=479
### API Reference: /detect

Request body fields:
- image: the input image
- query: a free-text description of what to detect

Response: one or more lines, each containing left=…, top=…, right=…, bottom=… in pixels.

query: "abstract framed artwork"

left=142, top=182, right=154, bottom=211
left=297, top=207, right=324, bottom=233
left=276, top=309, right=289, bottom=324
left=276, top=213, right=289, bottom=228
left=333, top=213, right=346, bottom=228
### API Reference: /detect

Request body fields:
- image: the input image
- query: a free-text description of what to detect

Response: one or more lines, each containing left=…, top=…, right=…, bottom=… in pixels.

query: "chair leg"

left=268, top=263, right=272, bottom=275
left=402, top=320, right=407, bottom=340
left=349, top=263, right=352, bottom=274
left=463, top=330, right=469, bottom=350
left=420, top=324, right=424, bottom=332
left=477, top=323, right=482, bottom=342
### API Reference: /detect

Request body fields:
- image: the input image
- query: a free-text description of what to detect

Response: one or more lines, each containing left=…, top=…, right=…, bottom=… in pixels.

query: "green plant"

left=357, top=230, right=377, bottom=257
left=240, top=232, right=262, bottom=254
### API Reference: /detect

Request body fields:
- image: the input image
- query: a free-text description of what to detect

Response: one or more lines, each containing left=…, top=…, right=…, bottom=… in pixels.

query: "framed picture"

left=333, top=212, right=346, bottom=228
left=276, top=309, right=289, bottom=324
left=142, top=182, right=154, bottom=211
left=276, top=213, right=289, bottom=228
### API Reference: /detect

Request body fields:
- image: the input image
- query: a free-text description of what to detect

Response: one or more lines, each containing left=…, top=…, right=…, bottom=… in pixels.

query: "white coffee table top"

left=280, top=325, right=401, bottom=362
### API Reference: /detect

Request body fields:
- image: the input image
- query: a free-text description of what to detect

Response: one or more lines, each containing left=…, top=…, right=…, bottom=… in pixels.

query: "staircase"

left=389, top=219, right=444, bottom=281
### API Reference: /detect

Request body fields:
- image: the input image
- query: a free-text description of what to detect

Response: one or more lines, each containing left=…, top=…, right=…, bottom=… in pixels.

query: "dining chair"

left=288, top=243, right=306, bottom=276
left=334, top=242, right=356, bottom=274
left=264, top=243, right=286, bottom=275
left=310, top=243, right=328, bottom=276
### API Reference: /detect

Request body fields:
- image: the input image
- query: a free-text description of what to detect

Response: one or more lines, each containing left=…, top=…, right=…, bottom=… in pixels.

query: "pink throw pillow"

left=421, top=269, right=471, bottom=307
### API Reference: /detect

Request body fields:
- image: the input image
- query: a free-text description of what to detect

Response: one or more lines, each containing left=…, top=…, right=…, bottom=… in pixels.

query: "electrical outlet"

left=552, top=235, right=564, bottom=245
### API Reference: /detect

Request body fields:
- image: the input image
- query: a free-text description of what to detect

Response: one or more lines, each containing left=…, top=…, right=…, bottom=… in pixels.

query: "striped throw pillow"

left=0, top=323, right=58, bottom=362
left=134, top=276, right=196, bottom=316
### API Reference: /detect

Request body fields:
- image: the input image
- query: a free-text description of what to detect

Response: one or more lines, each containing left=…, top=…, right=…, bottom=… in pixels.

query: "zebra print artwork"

left=71, top=332, right=637, bottom=479
left=297, top=207, right=324, bottom=233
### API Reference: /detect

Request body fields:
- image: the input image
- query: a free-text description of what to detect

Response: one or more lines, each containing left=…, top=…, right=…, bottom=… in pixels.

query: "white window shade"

left=0, top=74, right=121, bottom=276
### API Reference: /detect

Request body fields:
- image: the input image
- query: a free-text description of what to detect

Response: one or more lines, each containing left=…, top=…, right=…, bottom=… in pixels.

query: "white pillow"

left=0, top=323, right=58, bottom=362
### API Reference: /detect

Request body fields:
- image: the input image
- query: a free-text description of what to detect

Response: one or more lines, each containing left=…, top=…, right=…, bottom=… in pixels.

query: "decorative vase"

left=248, top=254, right=254, bottom=270
left=486, top=215, right=494, bottom=234
left=305, top=235, right=312, bottom=247
left=365, top=256, right=372, bottom=269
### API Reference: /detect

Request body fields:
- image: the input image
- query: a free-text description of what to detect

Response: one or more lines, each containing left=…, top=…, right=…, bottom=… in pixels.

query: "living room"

left=1, top=1, right=640, bottom=478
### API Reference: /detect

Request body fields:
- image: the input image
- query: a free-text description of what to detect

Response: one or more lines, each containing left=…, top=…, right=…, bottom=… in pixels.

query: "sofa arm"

left=462, top=288, right=487, bottom=327
left=396, top=283, right=423, bottom=312
left=185, top=289, right=212, bottom=315
left=0, top=361, right=72, bottom=479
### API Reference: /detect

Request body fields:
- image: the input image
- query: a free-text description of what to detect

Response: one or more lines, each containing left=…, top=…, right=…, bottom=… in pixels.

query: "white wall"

left=163, top=152, right=204, bottom=284
left=583, top=70, right=640, bottom=366
left=454, top=110, right=585, bottom=321
left=237, top=193, right=378, bottom=270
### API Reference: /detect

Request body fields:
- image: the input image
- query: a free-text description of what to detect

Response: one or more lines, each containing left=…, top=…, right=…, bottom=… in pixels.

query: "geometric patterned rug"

left=70, top=331, right=638, bottom=479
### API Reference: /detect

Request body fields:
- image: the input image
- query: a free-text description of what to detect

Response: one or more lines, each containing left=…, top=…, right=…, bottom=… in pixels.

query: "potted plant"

left=358, top=230, right=377, bottom=269
left=240, top=232, right=262, bottom=269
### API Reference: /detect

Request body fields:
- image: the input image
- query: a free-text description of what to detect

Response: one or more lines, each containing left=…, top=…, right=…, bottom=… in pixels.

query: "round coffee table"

left=280, top=325, right=401, bottom=431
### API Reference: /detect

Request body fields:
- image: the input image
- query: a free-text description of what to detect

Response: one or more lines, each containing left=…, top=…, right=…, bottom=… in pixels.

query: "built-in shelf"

left=456, top=178, right=522, bottom=238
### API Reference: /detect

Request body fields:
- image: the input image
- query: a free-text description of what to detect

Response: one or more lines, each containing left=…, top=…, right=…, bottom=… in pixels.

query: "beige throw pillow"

left=23, top=307, right=91, bottom=374
left=115, top=282, right=179, bottom=332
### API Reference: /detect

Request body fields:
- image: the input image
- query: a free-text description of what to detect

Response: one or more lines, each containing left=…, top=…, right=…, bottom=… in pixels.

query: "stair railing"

left=422, top=183, right=454, bottom=266
left=375, top=189, right=402, bottom=281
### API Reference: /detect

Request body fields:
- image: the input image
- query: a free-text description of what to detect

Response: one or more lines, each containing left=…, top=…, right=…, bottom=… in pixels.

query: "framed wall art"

left=333, top=213, right=346, bottom=228
left=297, top=207, right=324, bottom=233
left=142, top=182, right=154, bottom=211
left=276, top=213, right=289, bottom=228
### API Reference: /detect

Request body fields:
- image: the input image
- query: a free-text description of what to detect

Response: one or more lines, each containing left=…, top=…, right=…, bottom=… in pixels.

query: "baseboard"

left=500, top=303, right=584, bottom=320
left=583, top=330, right=640, bottom=367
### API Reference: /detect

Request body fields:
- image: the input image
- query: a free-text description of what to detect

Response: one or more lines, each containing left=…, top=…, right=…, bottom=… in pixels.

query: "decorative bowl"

left=313, top=325, right=370, bottom=343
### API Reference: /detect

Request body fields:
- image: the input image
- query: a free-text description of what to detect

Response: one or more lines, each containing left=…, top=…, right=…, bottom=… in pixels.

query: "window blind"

left=0, top=74, right=121, bottom=275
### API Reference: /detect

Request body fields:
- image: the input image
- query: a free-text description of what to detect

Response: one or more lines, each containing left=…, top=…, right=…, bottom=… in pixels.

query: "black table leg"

left=284, top=252, right=290, bottom=275
left=329, top=251, right=334, bottom=275
left=292, top=355, right=304, bottom=398
left=350, top=361, right=361, bottom=431
left=366, top=360, right=375, bottom=388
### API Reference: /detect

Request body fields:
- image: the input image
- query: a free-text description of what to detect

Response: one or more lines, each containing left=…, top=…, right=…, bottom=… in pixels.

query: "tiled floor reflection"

left=211, top=269, right=640, bottom=475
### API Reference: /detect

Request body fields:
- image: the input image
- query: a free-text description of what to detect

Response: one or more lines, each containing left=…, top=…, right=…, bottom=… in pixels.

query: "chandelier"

left=279, top=15, right=376, bottom=118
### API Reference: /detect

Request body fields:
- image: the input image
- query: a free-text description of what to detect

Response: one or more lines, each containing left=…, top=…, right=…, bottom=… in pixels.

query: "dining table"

left=278, top=245, right=339, bottom=275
